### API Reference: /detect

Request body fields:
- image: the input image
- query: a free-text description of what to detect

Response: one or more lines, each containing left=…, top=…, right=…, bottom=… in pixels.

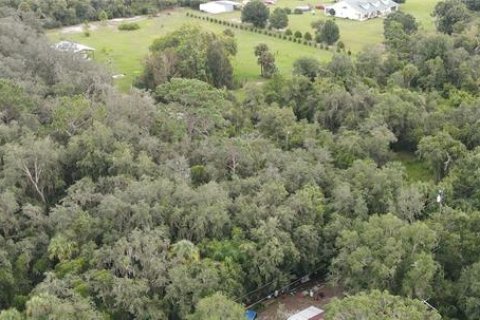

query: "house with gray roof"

left=53, top=41, right=95, bottom=60
left=324, top=0, right=399, bottom=21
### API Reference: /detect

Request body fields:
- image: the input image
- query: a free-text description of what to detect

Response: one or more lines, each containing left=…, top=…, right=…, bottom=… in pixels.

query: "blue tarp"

left=245, top=310, right=257, bottom=320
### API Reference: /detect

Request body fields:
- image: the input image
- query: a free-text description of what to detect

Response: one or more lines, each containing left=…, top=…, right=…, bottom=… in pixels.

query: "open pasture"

left=47, top=0, right=440, bottom=90
left=48, top=9, right=331, bottom=91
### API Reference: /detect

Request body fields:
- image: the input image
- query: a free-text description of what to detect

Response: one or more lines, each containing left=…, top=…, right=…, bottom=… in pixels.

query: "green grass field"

left=393, top=151, right=434, bottom=182
left=48, top=9, right=332, bottom=90
left=206, top=0, right=439, bottom=52
left=47, top=0, right=440, bottom=90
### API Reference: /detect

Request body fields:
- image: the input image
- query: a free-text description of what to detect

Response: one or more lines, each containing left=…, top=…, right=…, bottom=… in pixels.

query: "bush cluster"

left=118, top=22, right=140, bottom=31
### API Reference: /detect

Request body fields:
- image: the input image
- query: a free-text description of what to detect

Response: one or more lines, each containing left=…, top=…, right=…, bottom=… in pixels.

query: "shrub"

left=82, top=21, right=91, bottom=37
left=191, top=165, right=210, bottom=186
left=304, top=31, right=312, bottom=41
left=223, top=28, right=235, bottom=37
left=284, top=7, right=292, bottom=14
left=293, top=8, right=303, bottom=14
left=294, top=30, right=302, bottom=38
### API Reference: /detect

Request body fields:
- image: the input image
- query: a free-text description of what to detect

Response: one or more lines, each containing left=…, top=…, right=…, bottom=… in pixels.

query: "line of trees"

left=187, top=12, right=343, bottom=51
left=3, top=0, right=178, bottom=28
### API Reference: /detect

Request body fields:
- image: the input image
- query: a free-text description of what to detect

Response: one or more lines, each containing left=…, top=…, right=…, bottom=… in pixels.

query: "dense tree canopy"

left=326, top=290, right=441, bottom=320
left=0, top=0, right=178, bottom=27
left=433, top=0, right=470, bottom=34
left=137, top=26, right=236, bottom=90
left=3, top=4, right=480, bottom=320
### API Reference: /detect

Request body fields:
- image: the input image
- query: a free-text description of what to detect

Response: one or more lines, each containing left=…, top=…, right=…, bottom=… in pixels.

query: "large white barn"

left=199, top=1, right=238, bottom=14
left=324, top=0, right=399, bottom=21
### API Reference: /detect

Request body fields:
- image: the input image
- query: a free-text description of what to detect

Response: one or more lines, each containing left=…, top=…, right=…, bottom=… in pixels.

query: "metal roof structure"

left=53, top=40, right=95, bottom=54
left=342, top=0, right=398, bottom=15
left=288, top=306, right=324, bottom=320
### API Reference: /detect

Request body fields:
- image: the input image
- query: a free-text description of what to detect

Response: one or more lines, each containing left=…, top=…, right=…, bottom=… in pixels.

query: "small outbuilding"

left=53, top=40, right=95, bottom=59
left=295, top=5, right=312, bottom=12
left=287, top=306, right=324, bottom=320
left=199, top=1, right=238, bottom=14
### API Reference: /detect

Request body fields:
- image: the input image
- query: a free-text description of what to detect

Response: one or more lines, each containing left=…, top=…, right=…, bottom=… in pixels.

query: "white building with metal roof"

left=324, top=0, right=399, bottom=20
left=199, top=1, right=239, bottom=14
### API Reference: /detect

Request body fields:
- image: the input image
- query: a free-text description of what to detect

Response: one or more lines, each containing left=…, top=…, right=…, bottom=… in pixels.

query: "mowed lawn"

left=216, top=0, right=439, bottom=52
left=47, top=0, right=439, bottom=90
left=47, top=9, right=331, bottom=91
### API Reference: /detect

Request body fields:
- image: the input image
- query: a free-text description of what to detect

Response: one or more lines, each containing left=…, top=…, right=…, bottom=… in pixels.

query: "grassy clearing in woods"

left=47, top=0, right=439, bottom=91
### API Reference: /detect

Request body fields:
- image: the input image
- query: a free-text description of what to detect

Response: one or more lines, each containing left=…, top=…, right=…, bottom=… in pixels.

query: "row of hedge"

left=186, top=12, right=347, bottom=52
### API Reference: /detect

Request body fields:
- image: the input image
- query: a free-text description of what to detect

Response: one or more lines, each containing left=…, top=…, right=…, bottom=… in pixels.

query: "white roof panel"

left=288, top=306, right=324, bottom=320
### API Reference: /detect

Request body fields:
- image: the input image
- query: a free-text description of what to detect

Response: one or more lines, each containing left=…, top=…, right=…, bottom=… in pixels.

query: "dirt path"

left=60, top=24, right=98, bottom=34
left=59, top=15, right=146, bottom=34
